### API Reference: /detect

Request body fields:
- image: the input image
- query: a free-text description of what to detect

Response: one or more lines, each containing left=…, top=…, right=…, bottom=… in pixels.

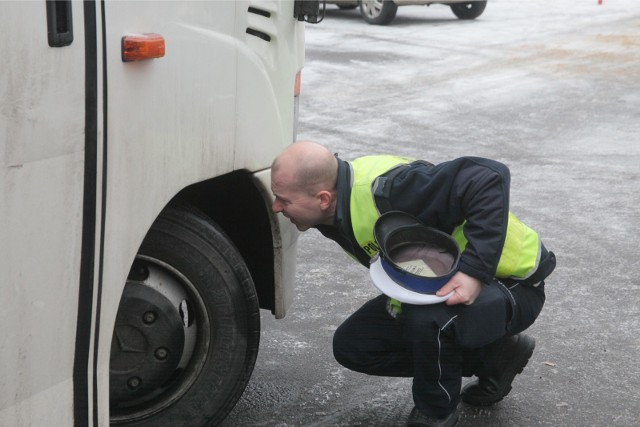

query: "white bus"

left=0, top=1, right=316, bottom=425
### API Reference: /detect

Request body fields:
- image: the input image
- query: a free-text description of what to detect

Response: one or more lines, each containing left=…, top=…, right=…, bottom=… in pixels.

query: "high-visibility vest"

left=349, top=155, right=541, bottom=280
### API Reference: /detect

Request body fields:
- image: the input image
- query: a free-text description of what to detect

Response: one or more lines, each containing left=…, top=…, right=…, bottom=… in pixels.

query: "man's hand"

left=436, top=271, right=483, bottom=306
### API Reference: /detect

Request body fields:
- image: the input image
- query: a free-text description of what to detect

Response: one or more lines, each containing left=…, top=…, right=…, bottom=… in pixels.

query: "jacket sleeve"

left=388, top=157, right=510, bottom=283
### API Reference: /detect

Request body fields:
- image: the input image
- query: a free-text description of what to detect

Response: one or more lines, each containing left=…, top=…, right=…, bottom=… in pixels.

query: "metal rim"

left=360, top=0, right=384, bottom=19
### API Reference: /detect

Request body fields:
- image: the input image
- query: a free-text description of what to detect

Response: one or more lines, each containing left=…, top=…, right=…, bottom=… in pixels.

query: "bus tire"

left=110, top=204, right=260, bottom=426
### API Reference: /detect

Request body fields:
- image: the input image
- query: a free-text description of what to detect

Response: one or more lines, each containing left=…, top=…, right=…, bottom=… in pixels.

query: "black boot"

left=461, top=333, right=535, bottom=406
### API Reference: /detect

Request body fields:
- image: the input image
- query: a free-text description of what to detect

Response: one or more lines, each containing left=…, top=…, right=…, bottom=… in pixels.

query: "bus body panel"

left=0, top=0, right=304, bottom=424
left=0, top=1, right=86, bottom=422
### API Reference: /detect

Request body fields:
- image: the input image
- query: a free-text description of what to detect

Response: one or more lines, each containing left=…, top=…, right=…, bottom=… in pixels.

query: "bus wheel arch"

left=176, top=171, right=277, bottom=313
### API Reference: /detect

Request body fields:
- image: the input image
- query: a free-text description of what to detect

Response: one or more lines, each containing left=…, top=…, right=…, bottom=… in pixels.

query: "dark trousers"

left=332, top=280, right=546, bottom=418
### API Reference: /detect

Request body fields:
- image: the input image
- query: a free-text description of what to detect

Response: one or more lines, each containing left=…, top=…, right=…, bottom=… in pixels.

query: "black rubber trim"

left=74, top=1, right=98, bottom=425
left=91, top=1, right=109, bottom=425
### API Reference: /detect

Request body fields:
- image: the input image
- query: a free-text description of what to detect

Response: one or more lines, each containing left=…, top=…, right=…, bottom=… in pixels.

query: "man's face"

left=271, top=169, right=324, bottom=232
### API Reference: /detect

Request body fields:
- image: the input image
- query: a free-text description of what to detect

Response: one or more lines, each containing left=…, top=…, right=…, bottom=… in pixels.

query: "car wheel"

left=360, top=0, right=398, bottom=25
left=109, top=204, right=260, bottom=426
left=450, top=1, right=487, bottom=20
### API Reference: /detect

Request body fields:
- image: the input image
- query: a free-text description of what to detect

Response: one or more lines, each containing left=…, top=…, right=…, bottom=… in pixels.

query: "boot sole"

left=462, top=335, right=536, bottom=406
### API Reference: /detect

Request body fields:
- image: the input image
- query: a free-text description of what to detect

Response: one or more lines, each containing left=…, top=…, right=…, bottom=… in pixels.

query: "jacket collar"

left=334, top=156, right=352, bottom=236
left=330, top=156, right=372, bottom=266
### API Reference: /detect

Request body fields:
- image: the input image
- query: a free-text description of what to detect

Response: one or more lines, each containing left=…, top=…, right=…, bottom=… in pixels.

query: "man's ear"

left=316, top=190, right=334, bottom=210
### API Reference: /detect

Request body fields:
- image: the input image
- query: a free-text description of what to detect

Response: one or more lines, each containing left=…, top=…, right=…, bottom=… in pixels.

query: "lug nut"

left=155, top=347, right=168, bottom=360
left=127, top=376, right=142, bottom=390
left=142, top=311, right=157, bottom=324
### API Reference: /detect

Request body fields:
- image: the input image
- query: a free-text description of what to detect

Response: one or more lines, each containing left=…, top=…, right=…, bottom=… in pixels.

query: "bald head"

left=271, top=141, right=338, bottom=230
left=272, top=141, right=338, bottom=195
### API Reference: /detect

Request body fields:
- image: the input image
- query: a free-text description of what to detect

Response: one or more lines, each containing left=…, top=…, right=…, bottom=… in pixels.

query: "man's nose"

left=272, top=199, right=283, bottom=213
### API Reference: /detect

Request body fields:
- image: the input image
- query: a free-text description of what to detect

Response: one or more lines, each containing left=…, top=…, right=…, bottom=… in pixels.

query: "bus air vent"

left=246, top=3, right=275, bottom=43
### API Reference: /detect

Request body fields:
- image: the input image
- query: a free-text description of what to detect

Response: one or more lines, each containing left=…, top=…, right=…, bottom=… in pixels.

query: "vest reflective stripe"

left=350, top=155, right=414, bottom=258
left=450, top=213, right=540, bottom=279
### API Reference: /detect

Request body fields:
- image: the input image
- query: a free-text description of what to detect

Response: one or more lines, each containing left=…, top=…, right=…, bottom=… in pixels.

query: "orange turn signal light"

left=122, top=33, right=165, bottom=62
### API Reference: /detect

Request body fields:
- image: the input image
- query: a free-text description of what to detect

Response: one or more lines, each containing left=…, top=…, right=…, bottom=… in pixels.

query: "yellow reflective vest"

left=348, top=155, right=541, bottom=280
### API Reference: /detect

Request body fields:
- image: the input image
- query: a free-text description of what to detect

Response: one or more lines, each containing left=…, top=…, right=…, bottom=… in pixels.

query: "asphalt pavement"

left=222, top=1, right=640, bottom=425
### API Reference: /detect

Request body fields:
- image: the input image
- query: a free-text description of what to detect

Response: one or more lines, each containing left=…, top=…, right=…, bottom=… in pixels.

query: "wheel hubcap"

left=110, top=282, right=185, bottom=402
left=361, top=0, right=384, bottom=18
left=110, top=257, right=209, bottom=423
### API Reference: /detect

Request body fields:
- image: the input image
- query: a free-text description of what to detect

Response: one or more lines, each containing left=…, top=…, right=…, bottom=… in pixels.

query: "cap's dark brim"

left=374, top=211, right=423, bottom=248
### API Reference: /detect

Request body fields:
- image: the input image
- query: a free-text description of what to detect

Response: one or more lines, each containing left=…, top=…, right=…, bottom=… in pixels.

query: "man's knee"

left=507, top=284, right=546, bottom=335
left=332, top=323, right=354, bottom=368
left=332, top=325, right=375, bottom=372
